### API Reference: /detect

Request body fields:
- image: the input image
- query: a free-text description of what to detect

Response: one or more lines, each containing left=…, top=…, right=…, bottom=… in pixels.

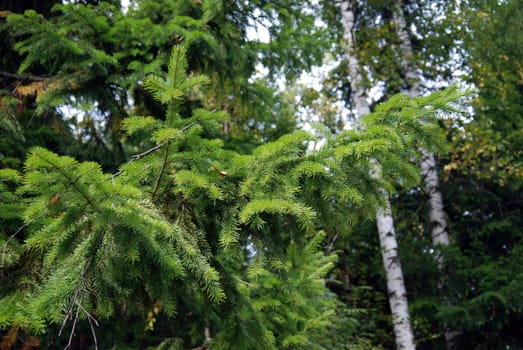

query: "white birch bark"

left=340, top=1, right=416, bottom=349
left=339, top=0, right=371, bottom=117
left=392, top=1, right=421, bottom=99
left=392, top=0, right=450, bottom=248
left=375, top=187, right=417, bottom=350
left=392, top=2, right=458, bottom=348
left=420, top=149, right=450, bottom=246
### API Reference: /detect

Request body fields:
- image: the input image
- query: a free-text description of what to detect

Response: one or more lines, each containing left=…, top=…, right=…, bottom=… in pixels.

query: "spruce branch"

left=59, top=172, right=101, bottom=213
left=150, top=47, right=191, bottom=198
left=32, top=151, right=102, bottom=213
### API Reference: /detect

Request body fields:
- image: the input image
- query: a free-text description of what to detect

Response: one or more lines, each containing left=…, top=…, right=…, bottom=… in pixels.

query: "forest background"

left=0, top=0, right=522, bottom=349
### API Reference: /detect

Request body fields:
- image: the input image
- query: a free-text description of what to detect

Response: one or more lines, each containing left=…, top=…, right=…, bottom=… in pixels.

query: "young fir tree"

left=0, top=1, right=336, bottom=347
left=0, top=45, right=336, bottom=349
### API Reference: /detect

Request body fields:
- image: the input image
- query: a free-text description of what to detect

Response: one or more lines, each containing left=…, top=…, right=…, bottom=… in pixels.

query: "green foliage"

left=248, top=233, right=336, bottom=348
left=0, top=168, right=24, bottom=269
left=463, top=0, right=523, bottom=131
left=0, top=94, right=24, bottom=143
left=7, top=146, right=223, bottom=321
left=431, top=114, right=523, bottom=347
left=0, top=1, right=486, bottom=348
left=0, top=36, right=462, bottom=347
left=0, top=46, right=228, bottom=346
left=0, top=45, right=345, bottom=348
left=212, top=232, right=340, bottom=350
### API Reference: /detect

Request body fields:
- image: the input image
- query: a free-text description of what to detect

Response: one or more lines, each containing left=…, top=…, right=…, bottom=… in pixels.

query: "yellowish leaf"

left=15, top=81, right=47, bottom=97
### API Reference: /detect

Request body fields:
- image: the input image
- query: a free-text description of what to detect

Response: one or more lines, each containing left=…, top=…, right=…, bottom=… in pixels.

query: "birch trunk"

left=375, top=188, right=417, bottom=350
left=420, top=149, right=450, bottom=246
left=340, top=1, right=416, bottom=349
left=392, top=0, right=450, bottom=247
left=392, top=1, right=457, bottom=347
left=339, top=0, right=371, bottom=118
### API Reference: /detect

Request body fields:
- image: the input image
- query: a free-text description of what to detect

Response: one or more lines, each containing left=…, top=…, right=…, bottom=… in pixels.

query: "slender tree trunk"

left=392, top=0, right=450, bottom=247
left=392, top=1, right=457, bottom=348
left=420, top=150, right=450, bottom=246
left=392, top=1, right=421, bottom=99
left=340, top=1, right=416, bottom=349
left=375, top=188, right=417, bottom=350
left=339, top=0, right=371, bottom=118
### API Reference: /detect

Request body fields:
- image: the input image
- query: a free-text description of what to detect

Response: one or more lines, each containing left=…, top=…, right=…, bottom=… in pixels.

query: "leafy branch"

left=29, top=148, right=102, bottom=213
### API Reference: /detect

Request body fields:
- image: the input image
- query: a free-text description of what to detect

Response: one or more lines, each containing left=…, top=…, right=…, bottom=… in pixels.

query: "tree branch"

left=109, top=121, right=196, bottom=180
left=35, top=153, right=102, bottom=213
left=1, top=222, right=29, bottom=268
left=1, top=215, right=44, bottom=268
left=0, top=70, right=49, bottom=82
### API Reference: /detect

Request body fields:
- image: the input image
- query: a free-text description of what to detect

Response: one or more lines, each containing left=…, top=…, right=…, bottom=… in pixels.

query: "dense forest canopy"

left=0, top=0, right=521, bottom=349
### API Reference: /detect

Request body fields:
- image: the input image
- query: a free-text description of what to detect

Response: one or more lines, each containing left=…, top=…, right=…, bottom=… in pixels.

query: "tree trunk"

left=340, top=1, right=416, bottom=349
left=392, top=1, right=457, bottom=348
left=392, top=1, right=421, bottom=99
left=420, top=149, right=450, bottom=246
left=376, top=188, right=417, bottom=350
left=339, top=0, right=371, bottom=117
left=392, top=0, right=450, bottom=248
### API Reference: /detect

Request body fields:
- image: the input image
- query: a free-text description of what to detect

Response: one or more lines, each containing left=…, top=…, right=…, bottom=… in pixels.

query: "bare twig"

left=1, top=215, right=44, bottom=268
left=109, top=121, right=197, bottom=180
left=76, top=303, right=99, bottom=327
left=59, top=270, right=99, bottom=350
left=78, top=302, right=99, bottom=350
left=108, top=142, right=166, bottom=180
left=0, top=70, right=50, bottom=82
left=59, top=274, right=84, bottom=337
left=1, top=223, right=28, bottom=268
left=87, top=313, right=99, bottom=350
left=64, top=294, right=82, bottom=350
left=131, top=142, right=166, bottom=161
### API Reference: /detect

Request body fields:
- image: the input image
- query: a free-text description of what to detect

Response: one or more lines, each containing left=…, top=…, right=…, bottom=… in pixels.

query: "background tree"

left=434, top=0, right=523, bottom=347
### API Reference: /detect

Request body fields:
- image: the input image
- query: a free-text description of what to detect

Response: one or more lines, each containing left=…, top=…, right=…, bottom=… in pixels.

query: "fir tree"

left=0, top=46, right=337, bottom=349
